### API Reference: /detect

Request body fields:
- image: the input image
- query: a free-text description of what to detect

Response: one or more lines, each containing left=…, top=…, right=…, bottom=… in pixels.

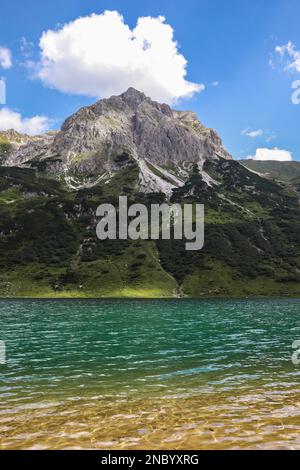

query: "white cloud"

left=34, top=10, right=204, bottom=104
left=241, top=128, right=264, bottom=138
left=212, top=81, right=219, bottom=87
left=247, top=147, right=293, bottom=162
left=0, top=46, right=12, bottom=69
left=0, top=108, right=51, bottom=135
left=241, top=128, right=277, bottom=142
left=275, top=41, right=300, bottom=72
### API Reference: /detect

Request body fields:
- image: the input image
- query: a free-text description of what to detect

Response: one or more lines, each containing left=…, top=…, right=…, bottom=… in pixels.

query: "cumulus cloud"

left=0, top=108, right=51, bottom=135
left=275, top=41, right=300, bottom=72
left=241, top=128, right=263, bottom=138
left=247, top=147, right=293, bottom=162
left=34, top=10, right=204, bottom=104
left=0, top=46, right=12, bottom=69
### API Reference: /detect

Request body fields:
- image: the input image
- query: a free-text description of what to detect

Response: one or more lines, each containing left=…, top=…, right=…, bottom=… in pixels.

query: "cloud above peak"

left=34, top=10, right=204, bottom=104
left=247, top=147, right=293, bottom=162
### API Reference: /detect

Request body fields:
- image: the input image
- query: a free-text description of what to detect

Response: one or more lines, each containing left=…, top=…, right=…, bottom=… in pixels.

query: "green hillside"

left=239, top=160, right=300, bottom=195
left=1, top=158, right=300, bottom=298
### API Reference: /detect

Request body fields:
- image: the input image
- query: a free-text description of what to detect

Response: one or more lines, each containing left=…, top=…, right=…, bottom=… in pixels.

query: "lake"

left=0, top=299, right=300, bottom=450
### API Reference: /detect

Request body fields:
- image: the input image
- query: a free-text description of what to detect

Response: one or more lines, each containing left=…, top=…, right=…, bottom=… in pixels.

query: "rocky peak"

left=120, top=87, right=147, bottom=108
left=0, top=129, right=32, bottom=145
left=3, top=88, right=232, bottom=194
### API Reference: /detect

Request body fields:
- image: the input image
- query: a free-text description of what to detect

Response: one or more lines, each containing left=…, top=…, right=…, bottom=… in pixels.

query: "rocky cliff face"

left=3, top=88, right=232, bottom=194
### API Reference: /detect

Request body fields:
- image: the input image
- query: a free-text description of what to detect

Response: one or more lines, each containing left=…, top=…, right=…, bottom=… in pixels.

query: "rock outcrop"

left=3, top=88, right=232, bottom=193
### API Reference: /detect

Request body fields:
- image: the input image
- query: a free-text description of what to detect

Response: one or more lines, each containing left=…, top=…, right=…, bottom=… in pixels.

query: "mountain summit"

left=3, top=88, right=231, bottom=194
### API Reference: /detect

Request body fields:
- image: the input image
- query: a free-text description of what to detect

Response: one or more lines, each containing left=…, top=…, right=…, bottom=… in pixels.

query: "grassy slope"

left=0, top=166, right=176, bottom=298
left=239, top=160, right=300, bottom=196
left=0, top=160, right=300, bottom=298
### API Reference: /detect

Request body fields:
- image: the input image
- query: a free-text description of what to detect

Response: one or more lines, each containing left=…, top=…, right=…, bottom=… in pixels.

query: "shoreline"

left=0, top=295, right=300, bottom=300
left=1, top=386, right=300, bottom=450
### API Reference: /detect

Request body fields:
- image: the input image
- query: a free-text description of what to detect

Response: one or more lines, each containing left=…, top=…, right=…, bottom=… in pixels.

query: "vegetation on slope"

left=0, top=158, right=299, bottom=298
left=239, top=159, right=300, bottom=197
left=239, top=159, right=300, bottom=182
left=0, top=136, right=12, bottom=163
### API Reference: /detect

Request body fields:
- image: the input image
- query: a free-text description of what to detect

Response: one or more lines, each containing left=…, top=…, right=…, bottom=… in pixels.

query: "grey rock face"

left=4, top=88, right=232, bottom=192
left=5, top=132, right=58, bottom=167
left=53, top=87, right=232, bottom=164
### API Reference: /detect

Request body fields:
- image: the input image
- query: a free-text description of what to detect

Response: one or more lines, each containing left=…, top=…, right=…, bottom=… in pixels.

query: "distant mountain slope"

left=240, top=158, right=300, bottom=181
left=239, top=159, right=300, bottom=199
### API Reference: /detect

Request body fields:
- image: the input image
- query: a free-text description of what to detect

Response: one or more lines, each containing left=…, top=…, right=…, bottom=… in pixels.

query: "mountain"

left=0, top=88, right=300, bottom=298
left=239, top=159, right=300, bottom=196
left=3, top=88, right=231, bottom=194
left=239, top=159, right=300, bottom=181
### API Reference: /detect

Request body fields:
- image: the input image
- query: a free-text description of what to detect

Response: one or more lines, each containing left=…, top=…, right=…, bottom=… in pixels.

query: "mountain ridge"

left=239, top=159, right=300, bottom=197
left=0, top=89, right=299, bottom=298
left=2, top=88, right=231, bottom=195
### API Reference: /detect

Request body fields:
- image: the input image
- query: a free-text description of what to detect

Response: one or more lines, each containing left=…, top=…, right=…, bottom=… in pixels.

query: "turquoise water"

left=0, top=299, right=300, bottom=449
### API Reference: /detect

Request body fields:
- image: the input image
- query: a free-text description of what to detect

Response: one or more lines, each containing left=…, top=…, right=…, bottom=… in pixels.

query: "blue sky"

left=0, top=0, right=300, bottom=160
